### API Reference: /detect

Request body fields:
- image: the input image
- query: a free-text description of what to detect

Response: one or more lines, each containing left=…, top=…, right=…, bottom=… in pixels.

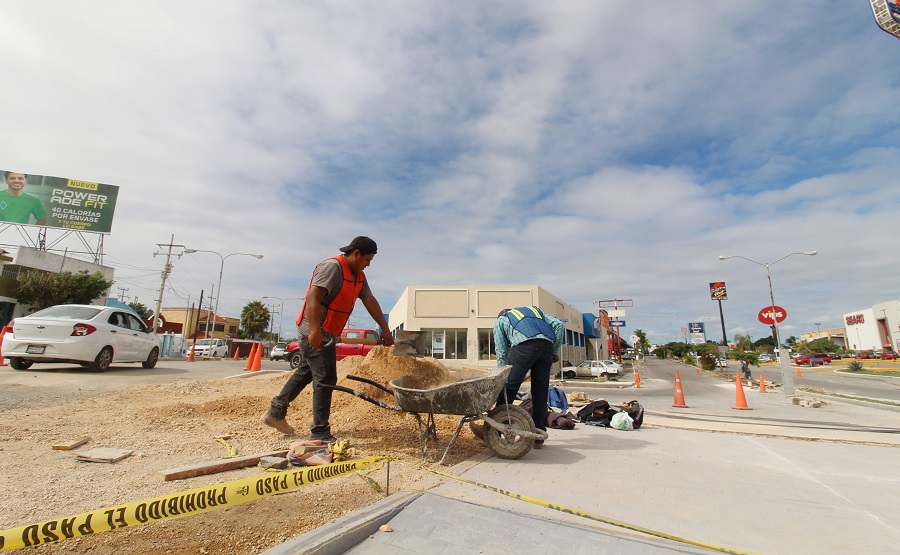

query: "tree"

left=16, top=270, right=113, bottom=311
left=241, top=301, right=270, bottom=338
left=633, top=329, right=650, bottom=354
left=733, top=333, right=753, bottom=352
left=753, top=336, right=775, bottom=350
left=807, top=338, right=839, bottom=353
left=128, top=302, right=153, bottom=320
left=651, top=341, right=693, bottom=360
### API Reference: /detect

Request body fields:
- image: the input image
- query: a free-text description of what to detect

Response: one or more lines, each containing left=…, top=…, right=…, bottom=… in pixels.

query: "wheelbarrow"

left=323, top=365, right=547, bottom=464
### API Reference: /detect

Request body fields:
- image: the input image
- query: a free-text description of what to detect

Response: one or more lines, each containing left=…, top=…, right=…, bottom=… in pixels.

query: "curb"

left=258, top=489, right=423, bottom=555
left=796, top=390, right=900, bottom=413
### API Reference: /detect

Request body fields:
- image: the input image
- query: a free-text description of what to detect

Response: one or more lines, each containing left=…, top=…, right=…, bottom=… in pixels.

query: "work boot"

left=260, top=412, right=295, bottom=435
left=309, top=432, right=337, bottom=443
left=533, top=439, right=545, bottom=450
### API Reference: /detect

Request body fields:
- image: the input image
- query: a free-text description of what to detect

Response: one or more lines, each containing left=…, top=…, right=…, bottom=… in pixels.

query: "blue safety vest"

left=505, top=306, right=555, bottom=340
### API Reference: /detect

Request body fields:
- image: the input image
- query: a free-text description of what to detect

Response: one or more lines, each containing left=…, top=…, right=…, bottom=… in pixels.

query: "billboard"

left=709, top=282, right=727, bottom=301
left=1, top=170, right=119, bottom=233
left=688, top=322, right=706, bottom=345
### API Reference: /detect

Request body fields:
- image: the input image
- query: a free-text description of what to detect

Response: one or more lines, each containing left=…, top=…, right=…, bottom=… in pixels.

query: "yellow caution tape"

left=0, top=457, right=384, bottom=552
left=404, top=461, right=765, bottom=555
left=215, top=437, right=239, bottom=458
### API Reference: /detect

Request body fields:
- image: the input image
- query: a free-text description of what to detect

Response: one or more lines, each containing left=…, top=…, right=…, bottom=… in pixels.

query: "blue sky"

left=1, top=1, right=898, bottom=344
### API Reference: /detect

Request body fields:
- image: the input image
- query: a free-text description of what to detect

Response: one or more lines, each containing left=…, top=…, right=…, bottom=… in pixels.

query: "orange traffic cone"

left=696, top=365, right=700, bottom=376
left=758, top=373, right=767, bottom=393
left=733, top=372, right=752, bottom=410
left=233, top=347, right=240, bottom=360
left=244, top=343, right=258, bottom=371
left=797, top=366, right=803, bottom=378
left=250, top=342, right=263, bottom=372
left=672, top=370, right=688, bottom=408
left=634, top=370, right=642, bottom=388
left=187, top=341, right=196, bottom=362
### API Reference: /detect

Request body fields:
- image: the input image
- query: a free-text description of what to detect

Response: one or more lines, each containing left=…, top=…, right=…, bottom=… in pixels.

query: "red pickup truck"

left=285, top=329, right=381, bottom=369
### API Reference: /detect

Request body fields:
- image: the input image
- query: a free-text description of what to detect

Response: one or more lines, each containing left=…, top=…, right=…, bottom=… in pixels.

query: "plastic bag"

left=611, top=411, right=634, bottom=431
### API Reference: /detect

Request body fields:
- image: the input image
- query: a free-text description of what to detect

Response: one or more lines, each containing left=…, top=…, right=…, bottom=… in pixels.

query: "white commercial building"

left=843, top=300, right=899, bottom=354
left=388, top=285, right=608, bottom=367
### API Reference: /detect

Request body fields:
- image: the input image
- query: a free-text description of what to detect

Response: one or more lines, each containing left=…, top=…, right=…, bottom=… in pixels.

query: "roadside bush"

left=699, top=353, right=718, bottom=371
left=847, top=360, right=864, bottom=372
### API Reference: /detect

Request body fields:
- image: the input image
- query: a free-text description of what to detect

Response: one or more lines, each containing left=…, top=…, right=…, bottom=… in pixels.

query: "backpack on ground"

left=548, top=386, right=569, bottom=411
left=576, top=399, right=611, bottom=423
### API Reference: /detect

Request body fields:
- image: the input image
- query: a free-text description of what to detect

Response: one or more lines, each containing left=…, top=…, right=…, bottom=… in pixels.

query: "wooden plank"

left=76, top=448, right=133, bottom=463
left=159, top=450, right=289, bottom=482
left=52, top=437, right=90, bottom=450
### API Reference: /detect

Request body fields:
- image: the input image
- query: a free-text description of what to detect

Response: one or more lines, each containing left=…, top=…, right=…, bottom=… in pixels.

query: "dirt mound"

left=0, top=354, right=491, bottom=555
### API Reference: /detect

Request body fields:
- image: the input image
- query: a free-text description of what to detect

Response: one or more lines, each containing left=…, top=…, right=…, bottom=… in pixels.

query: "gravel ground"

left=0, top=348, right=487, bottom=554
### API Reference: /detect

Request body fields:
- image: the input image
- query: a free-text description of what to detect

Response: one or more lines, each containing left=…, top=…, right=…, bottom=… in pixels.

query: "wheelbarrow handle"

left=346, top=374, right=394, bottom=395
left=319, top=383, right=403, bottom=412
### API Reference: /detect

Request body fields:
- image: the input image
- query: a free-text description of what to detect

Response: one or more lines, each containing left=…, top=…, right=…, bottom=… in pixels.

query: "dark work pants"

left=269, top=333, right=337, bottom=437
left=497, top=338, right=553, bottom=431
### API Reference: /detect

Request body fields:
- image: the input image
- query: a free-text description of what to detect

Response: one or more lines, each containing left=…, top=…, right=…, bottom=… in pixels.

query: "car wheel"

left=601, top=372, right=611, bottom=378
left=91, top=347, right=114, bottom=372
left=9, top=357, right=33, bottom=371
left=289, top=351, right=301, bottom=370
left=142, top=347, right=159, bottom=369
left=564, top=370, right=576, bottom=379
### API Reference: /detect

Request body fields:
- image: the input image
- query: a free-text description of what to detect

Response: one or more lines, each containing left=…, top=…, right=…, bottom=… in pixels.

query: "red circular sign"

left=758, top=306, right=787, bottom=325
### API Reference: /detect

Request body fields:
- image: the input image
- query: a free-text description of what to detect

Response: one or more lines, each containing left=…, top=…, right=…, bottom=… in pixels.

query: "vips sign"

left=1, top=170, right=119, bottom=233
left=758, top=306, right=787, bottom=325
left=709, top=282, right=727, bottom=301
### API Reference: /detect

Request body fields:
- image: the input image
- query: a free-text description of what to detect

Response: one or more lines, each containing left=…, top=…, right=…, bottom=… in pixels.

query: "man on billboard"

left=0, top=171, right=47, bottom=226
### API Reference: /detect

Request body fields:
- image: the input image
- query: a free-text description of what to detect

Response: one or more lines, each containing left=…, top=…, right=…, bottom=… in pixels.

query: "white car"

left=1, top=304, right=161, bottom=372
left=189, top=338, right=228, bottom=358
left=574, top=359, right=623, bottom=378
left=270, top=342, right=288, bottom=361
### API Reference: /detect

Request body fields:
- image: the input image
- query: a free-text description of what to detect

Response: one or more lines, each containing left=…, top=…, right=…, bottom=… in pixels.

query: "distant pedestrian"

left=741, top=360, right=751, bottom=380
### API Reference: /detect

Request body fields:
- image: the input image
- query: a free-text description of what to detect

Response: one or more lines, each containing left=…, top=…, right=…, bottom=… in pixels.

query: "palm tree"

left=733, top=333, right=753, bottom=352
left=241, top=301, right=270, bottom=338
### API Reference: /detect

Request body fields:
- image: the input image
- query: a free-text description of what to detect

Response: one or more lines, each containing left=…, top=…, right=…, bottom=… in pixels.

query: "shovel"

left=392, top=330, right=430, bottom=357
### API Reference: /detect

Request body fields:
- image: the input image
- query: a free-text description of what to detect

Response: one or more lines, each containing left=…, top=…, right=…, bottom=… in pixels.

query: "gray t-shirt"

left=297, top=257, right=373, bottom=335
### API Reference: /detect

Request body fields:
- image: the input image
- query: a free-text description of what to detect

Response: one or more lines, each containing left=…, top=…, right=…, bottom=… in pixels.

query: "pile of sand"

left=339, top=346, right=461, bottom=400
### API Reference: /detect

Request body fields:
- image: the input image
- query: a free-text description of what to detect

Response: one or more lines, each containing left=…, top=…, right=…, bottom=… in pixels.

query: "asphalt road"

left=560, top=357, right=900, bottom=405
left=0, top=357, right=292, bottom=411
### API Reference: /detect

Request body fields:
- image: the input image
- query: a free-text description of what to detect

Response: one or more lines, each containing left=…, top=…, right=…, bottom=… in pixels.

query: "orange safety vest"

left=296, top=256, right=365, bottom=335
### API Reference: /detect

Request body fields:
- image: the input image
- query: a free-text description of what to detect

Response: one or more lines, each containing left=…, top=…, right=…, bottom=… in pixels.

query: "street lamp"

left=718, top=251, right=817, bottom=398
left=814, top=322, right=821, bottom=340
left=184, top=249, right=264, bottom=338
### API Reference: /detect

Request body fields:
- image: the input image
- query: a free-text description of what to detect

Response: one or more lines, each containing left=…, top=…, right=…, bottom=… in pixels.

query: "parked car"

left=758, top=354, right=773, bottom=363
left=716, top=357, right=728, bottom=367
left=574, top=359, right=622, bottom=378
left=881, top=352, right=898, bottom=360
left=556, top=363, right=577, bottom=379
left=189, top=338, right=228, bottom=358
left=285, top=328, right=382, bottom=369
left=828, top=353, right=842, bottom=360
left=795, top=354, right=829, bottom=366
left=270, top=342, right=288, bottom=361
left=1, top=304, right=161, bottom=372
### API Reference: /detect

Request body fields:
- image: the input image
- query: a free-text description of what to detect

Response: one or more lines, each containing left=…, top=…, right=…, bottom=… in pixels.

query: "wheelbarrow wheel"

left=483, top=404, right=535, bottom=460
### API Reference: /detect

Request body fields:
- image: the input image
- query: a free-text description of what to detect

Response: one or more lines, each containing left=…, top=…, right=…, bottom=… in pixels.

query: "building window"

left=478, top=328, right=497, bottom=361
left=420, top=329, right=467, bottom=360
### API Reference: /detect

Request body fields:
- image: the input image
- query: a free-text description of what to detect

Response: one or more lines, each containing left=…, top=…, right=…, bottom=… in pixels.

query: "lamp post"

left=184, top=249, right=264, bottom=339
left=718, top=251, right=817, bottom=398
left=814, top=322, right=821, bottom=340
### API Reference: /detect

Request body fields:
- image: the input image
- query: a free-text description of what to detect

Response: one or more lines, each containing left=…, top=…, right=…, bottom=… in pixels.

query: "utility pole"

left=117, top=287, right=129, bottom=302
left=152, top=235, right=185, bottom=333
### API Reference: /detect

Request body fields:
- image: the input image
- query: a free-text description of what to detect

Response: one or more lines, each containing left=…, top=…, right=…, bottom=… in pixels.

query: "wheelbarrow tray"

left=389, top=365, right=511, bottom=416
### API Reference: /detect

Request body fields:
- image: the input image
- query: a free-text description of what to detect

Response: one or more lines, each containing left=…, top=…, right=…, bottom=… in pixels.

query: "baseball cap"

left=339, top=236, right=378, bottom=255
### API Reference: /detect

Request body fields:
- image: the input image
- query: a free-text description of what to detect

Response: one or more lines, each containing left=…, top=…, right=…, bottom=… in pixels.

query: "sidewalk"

left=264, top=385, right=900, bottom=555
